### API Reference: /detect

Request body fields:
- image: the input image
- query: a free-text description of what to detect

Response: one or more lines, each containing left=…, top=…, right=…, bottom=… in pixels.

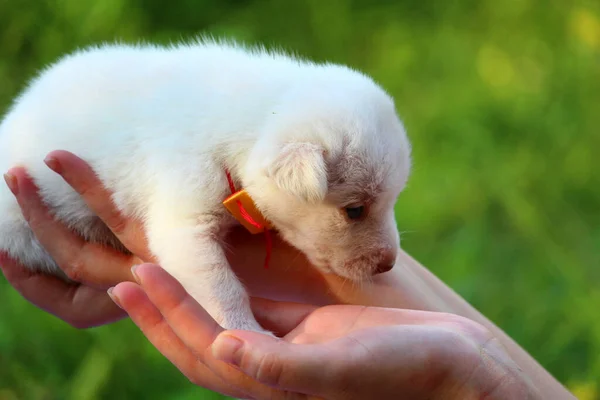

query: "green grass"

left=1, top=1, right=598, bottom=398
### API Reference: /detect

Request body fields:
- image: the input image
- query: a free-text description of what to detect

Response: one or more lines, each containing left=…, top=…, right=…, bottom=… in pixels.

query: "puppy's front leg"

left=145, top=215, right=267, bottom=333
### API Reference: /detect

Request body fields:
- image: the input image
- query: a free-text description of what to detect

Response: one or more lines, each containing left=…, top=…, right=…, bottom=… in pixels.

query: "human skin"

left=0, top=151, right=575, bottom=399
left=106, top=263, right=541, bottom=399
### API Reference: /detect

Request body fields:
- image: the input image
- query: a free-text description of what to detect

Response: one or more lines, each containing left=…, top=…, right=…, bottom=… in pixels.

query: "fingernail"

left=3, top=173, right=18, bottom=196
left=107, top=287, right=123, bottom=309
left=131, top=264, right=141, bottom=283
left=44, top=156, right=62, bottom=174
left=212, top=334, right=245, bottom=366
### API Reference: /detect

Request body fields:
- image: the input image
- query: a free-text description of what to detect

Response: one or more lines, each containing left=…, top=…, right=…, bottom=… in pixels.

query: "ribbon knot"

left=224, top=170, right=272, bottom=269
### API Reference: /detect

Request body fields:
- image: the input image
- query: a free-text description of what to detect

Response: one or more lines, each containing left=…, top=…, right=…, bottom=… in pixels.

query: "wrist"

left=449, top=338, right=543, bottom=400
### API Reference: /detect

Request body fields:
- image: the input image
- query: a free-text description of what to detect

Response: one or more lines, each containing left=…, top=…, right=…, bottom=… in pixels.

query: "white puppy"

left=0, top=39, right=411, bottom=333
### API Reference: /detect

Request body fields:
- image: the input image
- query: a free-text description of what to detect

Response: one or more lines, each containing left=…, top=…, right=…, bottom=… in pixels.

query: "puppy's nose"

left=374, top=261, right=394, bottom=274
left=373, top=250, right=396, bottom=275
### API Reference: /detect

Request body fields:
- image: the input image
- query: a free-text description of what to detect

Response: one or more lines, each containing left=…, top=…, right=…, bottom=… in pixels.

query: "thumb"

left=211, top=331, right=340, bottom=396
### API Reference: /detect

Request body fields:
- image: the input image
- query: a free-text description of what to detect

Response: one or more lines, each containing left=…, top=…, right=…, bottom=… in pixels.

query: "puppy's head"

left=245, top=66, right=410, bottom=281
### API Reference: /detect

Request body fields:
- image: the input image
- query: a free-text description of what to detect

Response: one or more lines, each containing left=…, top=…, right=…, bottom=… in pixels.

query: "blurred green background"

left=0, top=0, right=598, bottom=399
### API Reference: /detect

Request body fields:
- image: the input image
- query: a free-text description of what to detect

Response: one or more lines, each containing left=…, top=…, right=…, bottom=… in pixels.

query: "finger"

left=8, top=167, right=137, bottom=287
left=130, top=264, right=296, bottom=399
left=203, top=340, right=309, bottom=400
left=250, top=298, right=318, bottom=337
left=130, top=264, right=225, bottom=350
left=0, top=252, right=126, bottom=328
left=109, top=282, right=250, bottom=398
left=211, top=330, right=338, bottom=396
left=44, top=150, right=154, bottom=261
left=203, top=357, right=308, bottom=400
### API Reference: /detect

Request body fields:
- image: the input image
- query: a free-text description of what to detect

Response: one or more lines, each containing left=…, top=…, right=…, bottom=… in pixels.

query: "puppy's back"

left=2, top=41, right=299, bottom=167
left=0, top=39, right=316, bottom=272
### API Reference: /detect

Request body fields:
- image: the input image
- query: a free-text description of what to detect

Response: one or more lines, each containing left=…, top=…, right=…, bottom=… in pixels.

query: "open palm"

left=112, top=263, right=532, bottom=400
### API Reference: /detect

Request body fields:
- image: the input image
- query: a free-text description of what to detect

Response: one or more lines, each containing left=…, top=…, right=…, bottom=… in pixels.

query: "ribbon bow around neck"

left=222, top=169, right=273, bottom=269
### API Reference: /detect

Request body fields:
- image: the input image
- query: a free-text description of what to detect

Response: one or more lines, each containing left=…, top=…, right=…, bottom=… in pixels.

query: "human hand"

left=110, top=263, right=540, bottom=400
left=0, top=151, right=153, bottom=327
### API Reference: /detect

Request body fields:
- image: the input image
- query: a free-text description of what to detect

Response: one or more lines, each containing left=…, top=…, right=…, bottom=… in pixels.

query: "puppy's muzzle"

left=342, top=247, right=397, bottom=278
left=372, top=249, right=397, bottom=275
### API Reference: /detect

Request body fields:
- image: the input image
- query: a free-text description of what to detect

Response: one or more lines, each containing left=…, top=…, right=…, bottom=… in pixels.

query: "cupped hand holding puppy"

left=0, top=154, right=136, bottom=327
left=110, top=263, right=539, bottom=400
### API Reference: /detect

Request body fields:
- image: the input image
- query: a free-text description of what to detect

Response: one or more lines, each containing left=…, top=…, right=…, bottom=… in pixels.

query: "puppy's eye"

left=345, top=205, right=365, bottom=220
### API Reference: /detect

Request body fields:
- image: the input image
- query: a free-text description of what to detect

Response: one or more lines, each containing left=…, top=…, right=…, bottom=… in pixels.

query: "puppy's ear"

left=266, top=142, right=327, bottom=203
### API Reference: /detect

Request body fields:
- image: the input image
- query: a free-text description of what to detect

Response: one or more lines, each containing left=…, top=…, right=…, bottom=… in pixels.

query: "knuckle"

left=21, top=203, right=50, bottom=230
left=106, top=212, right=128, bottom=235
left=74, top=180, right=95, bottom=199
left=21, top=205, right=38, bottom=225
left=62, top=257, right=86, bottom=282
left=253, top=352, right=286, bottom=387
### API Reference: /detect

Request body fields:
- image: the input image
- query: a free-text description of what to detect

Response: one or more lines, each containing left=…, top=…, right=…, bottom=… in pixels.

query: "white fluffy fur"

left=0, top=39, right=411, bottom=332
